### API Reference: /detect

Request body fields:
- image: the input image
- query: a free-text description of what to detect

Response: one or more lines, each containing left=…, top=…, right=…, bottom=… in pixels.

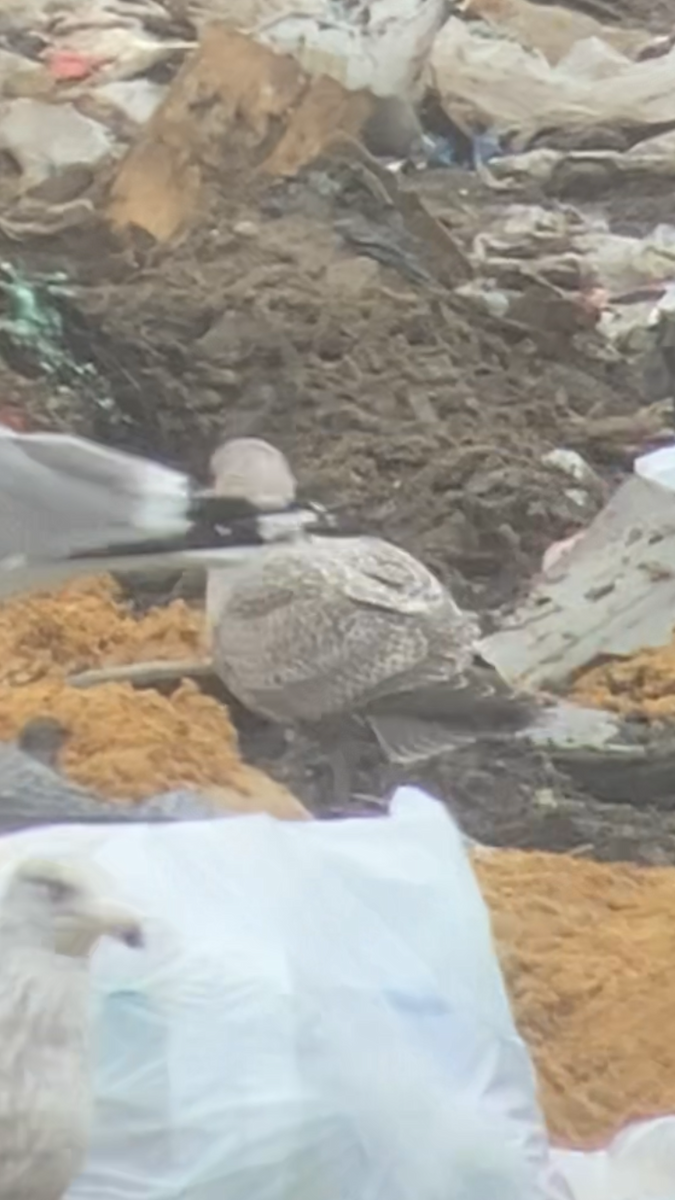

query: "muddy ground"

left=1, top=122, right=675, bottom=863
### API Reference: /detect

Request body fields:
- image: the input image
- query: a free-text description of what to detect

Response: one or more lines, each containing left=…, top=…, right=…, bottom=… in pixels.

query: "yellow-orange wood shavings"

left=571, top=634, right=675, bottom=718
left=0, top=575, right=207, bottom=685
left=0, top=576, right=309, bottom=815
left=476, top=848, right=675, bottom=1148
left=0, top=677, right=253, bottom=800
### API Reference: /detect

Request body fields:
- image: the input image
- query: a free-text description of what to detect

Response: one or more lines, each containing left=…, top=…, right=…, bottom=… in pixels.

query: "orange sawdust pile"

left=0, top=677, right=262, bottom=800
left=0, top=575, right=207, bottom=685
left=476, top=847, right=675, bottom=1147
left=570, top=634, right=675, bottom=719
left=0, top=575, right=308, bottom=813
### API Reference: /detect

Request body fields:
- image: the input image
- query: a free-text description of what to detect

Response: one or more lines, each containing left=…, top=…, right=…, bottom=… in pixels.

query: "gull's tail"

left=368, top=675, right=615, bottom=767
left=367, top=663, right=543, bottom=764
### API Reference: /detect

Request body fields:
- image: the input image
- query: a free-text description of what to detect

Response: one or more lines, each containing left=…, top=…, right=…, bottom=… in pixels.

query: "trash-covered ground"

left=1, top=165, right=633, bottom=607
left=3, top=155, right=672, bottom=859
left=7, top=0, right=675, bottom=1169
left=3, top=0, right=675, bottom=855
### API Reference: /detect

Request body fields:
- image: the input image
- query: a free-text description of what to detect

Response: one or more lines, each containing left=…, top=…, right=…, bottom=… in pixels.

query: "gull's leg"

left=313, top=717, right=359, bottom=809
left=326, top=743, right=354, bottom=809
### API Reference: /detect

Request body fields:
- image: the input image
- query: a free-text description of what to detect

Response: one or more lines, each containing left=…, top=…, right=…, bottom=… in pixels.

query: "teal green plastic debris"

left=0, top=261, right=113, bottom=410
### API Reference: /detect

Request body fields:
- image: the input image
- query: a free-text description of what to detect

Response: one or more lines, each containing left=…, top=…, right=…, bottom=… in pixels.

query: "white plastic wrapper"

left=0, top=789, right=560, bottom=1200
left=634, top=445, right=675, bottom=493
left=553, top=1117, right=675, bottom=1199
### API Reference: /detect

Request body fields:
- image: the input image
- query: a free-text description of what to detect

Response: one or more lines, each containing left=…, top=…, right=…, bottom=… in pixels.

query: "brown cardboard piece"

left=107, top=26, right=374, bottom=241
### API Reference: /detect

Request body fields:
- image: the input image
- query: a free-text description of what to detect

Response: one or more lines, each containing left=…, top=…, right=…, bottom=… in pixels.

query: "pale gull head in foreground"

left=0, top=856, right=142, bottom=1200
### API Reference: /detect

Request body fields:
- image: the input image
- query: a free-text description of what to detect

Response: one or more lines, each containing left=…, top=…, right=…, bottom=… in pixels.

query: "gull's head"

left=210, top=438, right=296, bottom=510
left=18, top=715, right=71, bottom=770
left=1, top=857, right=143, bottom=958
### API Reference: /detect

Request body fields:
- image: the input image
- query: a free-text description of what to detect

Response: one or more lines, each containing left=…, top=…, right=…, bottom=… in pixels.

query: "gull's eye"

left=41, top=878, right=77, bottom=904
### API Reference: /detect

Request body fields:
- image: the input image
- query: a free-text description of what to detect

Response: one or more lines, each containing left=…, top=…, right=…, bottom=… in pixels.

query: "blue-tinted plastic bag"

left=0, top=788, right=565, bottom=1200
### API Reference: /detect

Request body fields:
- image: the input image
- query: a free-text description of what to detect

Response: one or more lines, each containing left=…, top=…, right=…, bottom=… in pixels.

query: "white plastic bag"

left=0, top=789, right=558, bottom=1200
left=553, top=1116, right=675, bottom=1198
left=255, top=0, right=446, bottom=98
left=634, top=445, right=675, bottom=492
left=0, top=100, right=112, bottom=186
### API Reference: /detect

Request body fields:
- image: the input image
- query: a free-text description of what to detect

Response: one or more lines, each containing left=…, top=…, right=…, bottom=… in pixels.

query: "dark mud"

left=203, top=677, right=675, bottom=865
left=4, top=159, right=643, bottom=600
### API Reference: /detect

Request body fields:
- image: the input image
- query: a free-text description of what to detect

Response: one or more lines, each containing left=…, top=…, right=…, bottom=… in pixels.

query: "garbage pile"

left=1, top=0, right=674, bottom=378
left=4, top=0, right=675, bottom=1196
left=0, top=0, right=675, bottom=864
left=2, top=0, right=674, bottom=614
left=0, top=0, right=671, bottom=337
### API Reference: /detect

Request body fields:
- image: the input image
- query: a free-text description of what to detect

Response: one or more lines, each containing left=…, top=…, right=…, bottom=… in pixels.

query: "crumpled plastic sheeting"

left=4, top=786, right=675, bottom=1197
left=190, top=0, right=446, bottom=97
left=0, top=788, right=564, bottom=1200
left=93, top=79, right=166, bottom=125
left=0, top=99, right=113, bottom=185
left=491, top=128, right=675, bottom=195
left=576, top=224, right=675, bottom=297
left=431, top=19, right=675, bottom=148
left=553, top=1117, right=675, bottom=1199
left=2, top=0, right=194, bottom=84
left=43, top=23, right=193, bottom=85
left=474, top=205, right=675, bottom=295
left=468, top=203, right=675, bottom=349
left=462, top=0, right=658, bottom=66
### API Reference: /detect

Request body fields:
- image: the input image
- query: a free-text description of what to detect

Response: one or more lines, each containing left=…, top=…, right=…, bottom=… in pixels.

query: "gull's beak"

left=118, top=922, right=144, bottom=949
left=91, top=898, right=144, bottom=949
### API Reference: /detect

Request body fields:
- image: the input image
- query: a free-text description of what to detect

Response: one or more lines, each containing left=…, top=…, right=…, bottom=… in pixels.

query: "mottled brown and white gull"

left=206, top=439, right=543, bottom=781
left=0, top=856, right=142, bottom=1200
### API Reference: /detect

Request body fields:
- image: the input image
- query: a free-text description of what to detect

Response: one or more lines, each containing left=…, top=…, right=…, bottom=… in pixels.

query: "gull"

left=0, top=856, right=142, bottom=1200
left=206, top=439, right=546, bottom=794
left=0, top=426, right=336, bottom=599
left=0, top=717, right=220, bottom=833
